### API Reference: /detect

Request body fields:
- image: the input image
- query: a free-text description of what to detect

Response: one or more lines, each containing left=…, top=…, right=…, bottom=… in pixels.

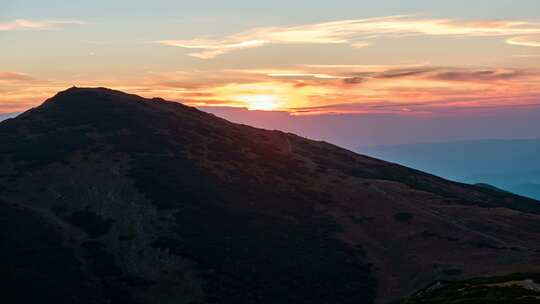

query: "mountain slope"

left=1, top=87, right=540, bottom=304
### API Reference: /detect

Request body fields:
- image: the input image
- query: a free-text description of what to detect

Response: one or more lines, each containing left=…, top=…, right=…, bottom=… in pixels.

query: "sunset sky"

left=1, top=0, right=540, bottom=126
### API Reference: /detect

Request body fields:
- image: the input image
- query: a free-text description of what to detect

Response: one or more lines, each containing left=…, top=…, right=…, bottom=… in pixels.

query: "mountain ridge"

left=1, top=87, right=540, bottom=304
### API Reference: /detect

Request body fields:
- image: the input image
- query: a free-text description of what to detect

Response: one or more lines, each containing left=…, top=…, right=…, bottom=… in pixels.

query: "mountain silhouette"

left=1, top=87, right=540, bottom=304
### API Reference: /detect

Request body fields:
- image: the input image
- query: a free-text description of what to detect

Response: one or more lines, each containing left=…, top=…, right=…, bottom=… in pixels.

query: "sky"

left=1, top=0, right=540, bottom=145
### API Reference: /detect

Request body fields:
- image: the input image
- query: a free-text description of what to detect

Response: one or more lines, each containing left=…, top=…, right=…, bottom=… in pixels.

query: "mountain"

left=0, top=112, right=19, bottom=122
left=362, top=140, right=540, bottom=200
left=1, top=87, right=540, bottom=304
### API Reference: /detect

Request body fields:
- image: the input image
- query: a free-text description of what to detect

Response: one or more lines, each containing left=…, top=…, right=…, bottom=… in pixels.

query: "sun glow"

left=236, top=94, right=281, bottom=111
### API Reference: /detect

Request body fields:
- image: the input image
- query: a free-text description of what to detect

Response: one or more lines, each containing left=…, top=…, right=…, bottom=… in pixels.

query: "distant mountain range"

left=362, top=139, right=540, bottom=200
left=1, top=88, right=540, bottom=303
left=0, top=113, right=18, bottom=122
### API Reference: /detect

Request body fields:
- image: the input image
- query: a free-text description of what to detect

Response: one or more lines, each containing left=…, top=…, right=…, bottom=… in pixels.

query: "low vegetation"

left=399, top=274, right=540, bottom=304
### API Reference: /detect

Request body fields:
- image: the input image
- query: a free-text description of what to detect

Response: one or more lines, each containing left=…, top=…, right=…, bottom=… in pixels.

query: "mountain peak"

left=55, top=86, right=121, bottom=98
left=38, top=87, right=197, bottom=119
left=44, top=86, right=145, bottom=106
left=29, top=87, right=199, bottom=129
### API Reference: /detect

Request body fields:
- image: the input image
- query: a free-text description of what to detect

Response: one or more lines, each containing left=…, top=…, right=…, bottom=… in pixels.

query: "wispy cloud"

left=2, top=65, right=539, bottom=116
left=338, top=67, right=527, bottom=84
left=426, top=69, right=525, bottom=82
left=0, top=19, right=86, bottom=31
left=0, top=71, right=63, bottom=113
left=155, top=15, right=540, bottom=58
left=123, top=65, right=540, bottom=116
left=513, top=54, right=540, bottom=58
left=0, top=71, right=34, bottom=81
left=232, top=66, right=526, bottom=85
left=507, top=35, right=540, bottom=47
left=156, top=39, right=268, bottom=59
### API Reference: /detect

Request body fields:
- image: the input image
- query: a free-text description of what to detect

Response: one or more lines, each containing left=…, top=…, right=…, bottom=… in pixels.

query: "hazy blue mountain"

left=0, top=113, right=19, bottom=122
left=361, top=139, right=540, bottom=200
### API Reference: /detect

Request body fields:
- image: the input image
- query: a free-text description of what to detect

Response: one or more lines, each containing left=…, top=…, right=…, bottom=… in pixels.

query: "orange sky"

left=1, top=3, right=540, bottom=116
left=2, top=64, right=539, bottom=116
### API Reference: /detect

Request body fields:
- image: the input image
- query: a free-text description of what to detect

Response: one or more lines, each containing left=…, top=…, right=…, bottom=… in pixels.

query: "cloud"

left=1, top=64, right=539, bottom=117
left=507, top=35, right=540, bottom=47
left=303, top=63, right=430, bottom=70
left=375, top=68, right=435, bottom=79
left=428, top=69, right=525, bottom=82
left=513, top=54, right=540, bottom=58
left=0, top=19, right=86, bottom=31
left=342, top=77, right=365, bottom=85
left=239, top=69, right=347, bottom=80
left=156, top=39, right=269, bottom=59
left=155, top=15, right=540, bottom=58
left=330, top=67, right=525, bottom=86
left=343, top=67, right=526, bottom=83
left=350, top=41, right=373, bottom=49
left=0, top=72, right=34, bottom=81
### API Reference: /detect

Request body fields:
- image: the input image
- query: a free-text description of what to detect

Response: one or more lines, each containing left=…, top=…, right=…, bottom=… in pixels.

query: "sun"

left=236, top=94, right=280, bottom=111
